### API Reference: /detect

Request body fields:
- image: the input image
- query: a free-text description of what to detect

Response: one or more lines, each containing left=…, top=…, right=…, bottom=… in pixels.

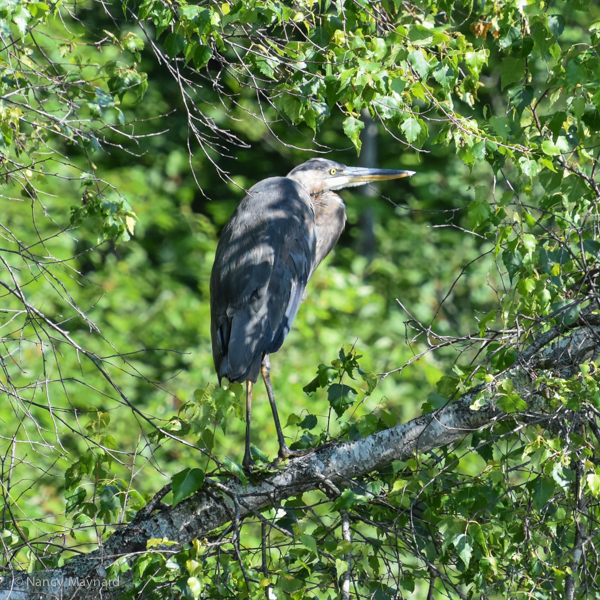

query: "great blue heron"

left=210, top=158, right=415, bottom=468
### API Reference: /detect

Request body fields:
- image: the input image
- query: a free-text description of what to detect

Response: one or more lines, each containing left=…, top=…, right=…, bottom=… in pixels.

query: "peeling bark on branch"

left=2, top=321, right=599, bottom=600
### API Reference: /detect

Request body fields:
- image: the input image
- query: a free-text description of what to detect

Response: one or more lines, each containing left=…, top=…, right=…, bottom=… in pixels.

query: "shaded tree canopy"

left=1, top=0, right=600, bottom=598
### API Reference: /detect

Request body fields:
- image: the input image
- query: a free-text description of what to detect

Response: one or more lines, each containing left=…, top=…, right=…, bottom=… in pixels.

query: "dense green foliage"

left=2, top=0, right=600, bottom=597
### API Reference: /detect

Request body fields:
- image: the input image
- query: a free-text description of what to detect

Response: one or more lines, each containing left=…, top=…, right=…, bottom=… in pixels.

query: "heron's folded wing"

left=210, top=178, right=316, bottom=383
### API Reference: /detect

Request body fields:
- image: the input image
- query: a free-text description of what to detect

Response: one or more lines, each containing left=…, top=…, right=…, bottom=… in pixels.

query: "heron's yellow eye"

left=330, top=168, right=337, bottom=175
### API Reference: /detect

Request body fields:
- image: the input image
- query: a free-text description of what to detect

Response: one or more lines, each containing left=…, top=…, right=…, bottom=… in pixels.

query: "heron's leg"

left=242, top=380, right=255, bottom=469
left=261, top=354, right=306, bottom=460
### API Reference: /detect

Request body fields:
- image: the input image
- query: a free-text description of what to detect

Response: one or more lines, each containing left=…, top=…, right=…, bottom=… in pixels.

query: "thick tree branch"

left=2, top=319, right=599, bottom=600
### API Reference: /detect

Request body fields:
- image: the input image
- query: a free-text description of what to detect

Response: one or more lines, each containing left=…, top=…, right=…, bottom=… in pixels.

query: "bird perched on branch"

left=210, top=158, right=415, bottom=468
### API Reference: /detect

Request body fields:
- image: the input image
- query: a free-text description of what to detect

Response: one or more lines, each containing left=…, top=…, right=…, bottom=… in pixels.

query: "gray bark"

left=1, top=319, right=598, bottom=599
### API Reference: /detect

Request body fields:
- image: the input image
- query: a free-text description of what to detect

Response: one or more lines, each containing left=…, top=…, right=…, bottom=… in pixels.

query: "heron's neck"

left=312, top=192, right=347, bottom=269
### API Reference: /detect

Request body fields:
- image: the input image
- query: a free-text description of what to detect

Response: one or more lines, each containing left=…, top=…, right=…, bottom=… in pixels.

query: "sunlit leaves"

left=541, top=140, right=561, bottom=156
left=343, top=116, right=365, bottom=153
left=408, top=49, right=431, bottom=79
left=400, top=117, right=421, bottom=143
left=432, top=63, right=456, bottom=90
left=70, top=193, right=137, bottom=243
left=465, top=49, right=489, bottom=76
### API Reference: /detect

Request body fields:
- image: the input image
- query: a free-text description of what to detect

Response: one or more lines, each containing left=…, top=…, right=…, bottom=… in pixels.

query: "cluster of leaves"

left=63, top=411, right=146, bottom=537
left=299, top=347, right=393, bottom=441
left=0, top=0, right=147, bottom=238
left=134, top=0, right=494, bottom=153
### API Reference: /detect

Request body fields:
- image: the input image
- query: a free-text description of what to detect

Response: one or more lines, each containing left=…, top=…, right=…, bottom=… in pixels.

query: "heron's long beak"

left=325, top=167, right=416, bottom=191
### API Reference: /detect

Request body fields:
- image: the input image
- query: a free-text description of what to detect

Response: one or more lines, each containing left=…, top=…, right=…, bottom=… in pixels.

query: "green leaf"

left=551, top=301, right=580, bottom=326
left=452, top=534, right=473, bottom=567
left=328, top=384, right=358, bottom=417
left=180, top=5, right=200, bottom=19
left=278, top=575, right=303, bottom=593
left=522, top=234, right=537, bottom=254
left=432, top=63, right=455, bottom=90
left=408, top=24, right=433, bottom=46
left=583, top=108, right=600, bottom=132
left=499, top=26, right=521, bottom=49
left=468, top=200, right=492, bottom=228
left=508, top=85, right=533, bottom=114
left=501, top=57, right=525, bottom=90
left=332, top=488, right=367, bottom=510
left=422, top=392, right=448, bottom=414
left=401, top=118, right=420, bottom=143
left=529, top=477, right=555, bottom=510
left=300, top=534, right=319, bottom=556
left=370, top=37, right=387, bottom=60
left=379, top=409, right=396, bottom=428
left=565, top=176, right=590, bottom=204
left=194, top=45, right=212, bottom=69
left=548, top=112, right=567, bottom=141
left=254, top=56, right=276, bottom=79
left=165, top=33, right=187, bottom=57
left=198, top=427, right=214, bottom=451
left=66, top=487, right=86, bottom=515
left=517, top=278, right=536, bottom=296
left=533, top=23, right=554, bottom=56
left=502, top=249, right=523, bottom=282
left=298, top=414, right=318, bottom=430
left=547, top=14, right=565, bottom=39
left=123, top=32, right=144, bottom=58
left=277, top=94, right=302, bottom=124
left=13, top=6, right=30, bottom=36
left=356, top=413, right=380, bottom=436
left=437, top=375, right=459, bottom=397
left=583, top=239, right=600, bottom=256
left=171, top=467, right=205, bottom=507
left=98, top=485, right=121, bottom=519
left=336, top=558, right=349, bottom=578
left=285, top=413, right=302, bottom=427
left=187, top=577, right=202, bottom=598
left=343, top=117, right=364, bottom=154
left=541, top=140, right=561, bottom=156
left=360, top=369, right=378, bottom=394
left=408, top=50, right=431, bottom=79
left=325, top=75, right=340, bottom=108
left=490, top=116, right=510, bottom=139
left=587, top=472, right=600, bottom=498
left=303, top=364, right=338, bottom=394
left=497, top=393, right=527, bottom=413
left=250, top=445, right=270, bottom=462
left=478, top=310, right=496, bottom=335
left=222, top=457, right=248, bottom=487
left=465, top=49, right=488, bottom=75
left=518, top=156, right=539, bottom=178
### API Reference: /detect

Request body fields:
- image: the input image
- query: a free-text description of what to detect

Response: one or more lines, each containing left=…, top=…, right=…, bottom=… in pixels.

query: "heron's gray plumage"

left=210, top=176, right=317, bottom=384
left=209, top=157, right=415, bottom=467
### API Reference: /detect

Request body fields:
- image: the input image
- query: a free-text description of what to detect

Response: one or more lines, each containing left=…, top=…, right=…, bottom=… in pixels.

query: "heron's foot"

left=242, top=454, right=256, bottom=473
left=280, top=444, right=315, bottom=459
left=267, top=444, right=317, bottom=468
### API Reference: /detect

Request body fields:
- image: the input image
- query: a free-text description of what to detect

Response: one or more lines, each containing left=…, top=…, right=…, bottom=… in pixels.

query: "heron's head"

left=287, top=158, right=415, bottom=195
